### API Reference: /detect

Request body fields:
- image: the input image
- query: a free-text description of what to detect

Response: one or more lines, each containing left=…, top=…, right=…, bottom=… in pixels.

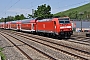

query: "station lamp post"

left=79, top=12, right=84, bottom=32
left=4, top=18, right=6, bottom=29
left=4, top=18, right=6, bottom=23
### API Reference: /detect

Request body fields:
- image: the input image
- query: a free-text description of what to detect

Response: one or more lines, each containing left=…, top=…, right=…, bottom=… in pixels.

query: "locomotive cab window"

left=59, top=21, right=64, bottom=24
left=59, top=18, right=70, bottom=24
left=65, top=21, right=70, bottom=23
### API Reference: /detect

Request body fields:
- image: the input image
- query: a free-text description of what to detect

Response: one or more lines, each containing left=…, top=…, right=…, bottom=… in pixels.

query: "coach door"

left=31, top=23, right=34, bottom=31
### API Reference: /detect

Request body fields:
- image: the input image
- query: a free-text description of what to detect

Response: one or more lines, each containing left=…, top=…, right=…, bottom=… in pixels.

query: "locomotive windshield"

left=59, top=18, right=70, bottom=24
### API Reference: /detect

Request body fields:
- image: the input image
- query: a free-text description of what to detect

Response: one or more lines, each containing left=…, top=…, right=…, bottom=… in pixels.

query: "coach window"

left=18, top=24, right=19, bottom=26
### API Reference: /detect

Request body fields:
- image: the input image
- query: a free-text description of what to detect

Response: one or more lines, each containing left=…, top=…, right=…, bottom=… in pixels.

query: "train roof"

left=11, top=20, right=20, bottom=23
left=58, top=17, right=70, bottom=20
left=11, top=18, right=36, bottom=23
left=37, top=18, right=52, bottom=22
left=37, top=17, right=70, bottom=22
left=4, top=22, right=11, bottom=24
left=21, top=18, right=36, bottom=23
left=0, top=22, right=9, bottom=24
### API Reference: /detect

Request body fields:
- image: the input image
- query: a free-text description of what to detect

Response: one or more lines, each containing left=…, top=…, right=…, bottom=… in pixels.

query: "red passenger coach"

left=36, top=17, right=73, bottom=38
left=20, top=19, right=36, bottom=32
left=0, top=22, right=4, bottom=28
left=10, top=20, right=21, bottom=30
left=4, top=22, right=11, bottom=29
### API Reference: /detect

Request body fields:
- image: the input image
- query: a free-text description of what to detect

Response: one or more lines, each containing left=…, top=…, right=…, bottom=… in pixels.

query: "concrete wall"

left=73, top=32, right=87, bottom=36
left=76, top=28, right=90, bottom=32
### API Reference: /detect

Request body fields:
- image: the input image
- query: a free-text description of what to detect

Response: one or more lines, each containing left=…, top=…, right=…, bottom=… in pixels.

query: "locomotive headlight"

left=60, top=29, right=63, bottom=31
left=70, top=29, right=71, bottom=30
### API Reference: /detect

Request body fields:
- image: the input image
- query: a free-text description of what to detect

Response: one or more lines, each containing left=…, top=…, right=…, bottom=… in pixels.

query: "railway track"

left=0, top=30, right=76, bottom=60
left=0, top=31, right=55, bottom=60
left=70, top=35, right=90, bottom=42
left=0, top=32, right=33, bottom=60
left=65, top=37, right=90, bottom=46
left=0, top=30, right=90, bottom=60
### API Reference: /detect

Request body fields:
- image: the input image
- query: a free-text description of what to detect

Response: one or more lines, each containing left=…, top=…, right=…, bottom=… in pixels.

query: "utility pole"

left=32, top=9, right=35, bottom=18
left=81, top=18, right=82, bottom=32
left=79, top=12, right=84, bottom=32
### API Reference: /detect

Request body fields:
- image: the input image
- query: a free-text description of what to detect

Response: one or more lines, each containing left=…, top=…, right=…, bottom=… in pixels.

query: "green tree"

left=75, top=11, right=78, bottom=19
left=14, top=15, right=20, bottom=20
left=0, top=17, right=5, bottom=22
left=20, top=14, right=25, bottom=20
left=28, top=14, right=34, bottom=18
left=0, top=16, right=14, bottom=22
left=6, top=16, right=14, bottom=21
left=14, top=14, right=25, bottom=20
left=34, top=4, right=53, bottom=19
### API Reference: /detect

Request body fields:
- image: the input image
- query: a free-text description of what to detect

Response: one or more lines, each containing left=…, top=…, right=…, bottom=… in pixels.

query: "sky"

left=0, top=0, right=90, bottom=18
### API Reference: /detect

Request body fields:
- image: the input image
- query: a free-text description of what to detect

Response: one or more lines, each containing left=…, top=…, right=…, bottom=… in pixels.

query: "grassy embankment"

left=0, top=48, right=6, bottom=60
left=54, top=3, right=90, bottom=20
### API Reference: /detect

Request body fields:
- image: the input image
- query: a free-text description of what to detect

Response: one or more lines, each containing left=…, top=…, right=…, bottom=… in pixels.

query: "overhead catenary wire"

left=26, top=0, right=50, bottom=11
left=7, top=0, right=20, bottom=10
left=25, top=0, right=90, bottom=15
left=1, top=0, right=12, bottom=11
left=0, top=0, right=12, bottom=18
left=56, top=0, right=90, bottom=11
left=0, top=0, right=90, bottom=18
left=0, top=0, right=21, bottom=18
left=22, top=0, right=50, bottom=17
left=0, top=0, right=49, bottom=18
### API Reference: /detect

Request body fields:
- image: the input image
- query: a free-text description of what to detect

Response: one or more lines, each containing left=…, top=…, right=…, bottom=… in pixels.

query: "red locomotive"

left=0, top=17, right=73, bottom=38
left=36, top=17, right=73, bottom=38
